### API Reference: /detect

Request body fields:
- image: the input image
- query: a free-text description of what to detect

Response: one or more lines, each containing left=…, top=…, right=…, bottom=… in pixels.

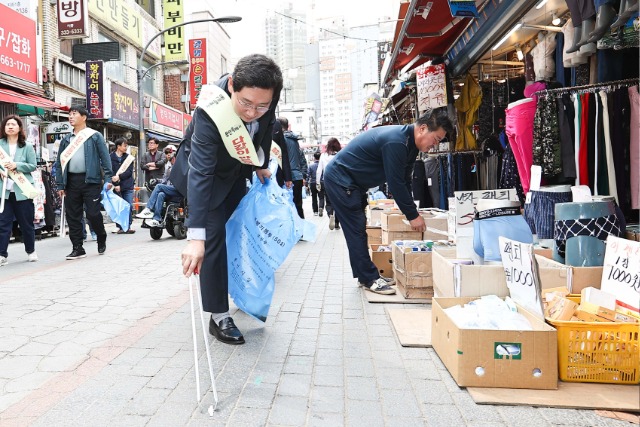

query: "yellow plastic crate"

left=547, top=316, right=640, bottom=384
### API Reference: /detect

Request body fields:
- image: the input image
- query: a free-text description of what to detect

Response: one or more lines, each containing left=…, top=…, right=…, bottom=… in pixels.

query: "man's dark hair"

left=416, top=109, right=454, bottom=137
left=114, top=137, right=127, bottom=147
left=313, top=151, right=321, bottom=160
left=277, top=117, right=289, bottom=130
left=147, top=137, right=159, bottom=144
left=232, top=54, right=283, bottom=95
left=69, top=105, right=88, bottom=117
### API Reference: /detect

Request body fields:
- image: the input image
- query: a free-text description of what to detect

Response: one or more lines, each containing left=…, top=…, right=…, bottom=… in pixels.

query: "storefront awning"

left=144, top=130, right=182, bottom=143
left=0, top=87, right=67, bottom=110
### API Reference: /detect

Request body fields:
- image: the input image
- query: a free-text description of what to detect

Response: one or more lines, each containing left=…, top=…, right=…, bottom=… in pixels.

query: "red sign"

left=57, top=0, right=88, bottom=39
left=189, top=38, right=207, bottom=106
left=149, top=100, right=183, bottom=137
left=0, top=4, right=37, bottom=83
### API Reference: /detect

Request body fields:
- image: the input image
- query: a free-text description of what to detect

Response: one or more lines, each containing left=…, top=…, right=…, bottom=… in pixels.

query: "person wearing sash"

left=110, top=137, right=135, bottom=234
left=54, top=105, right=113, bottom=260
left=141, top=138, right=166, bottom=184
left=278, top=116, right=308, bottom=219
left=0, top=115, right=38, bottom=266
left=174, top=54, right=283, bottom=345
left=136, top=154, right=182, bottom=227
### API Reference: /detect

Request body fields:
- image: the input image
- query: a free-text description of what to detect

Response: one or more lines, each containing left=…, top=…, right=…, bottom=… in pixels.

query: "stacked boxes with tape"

left=391, top=241, right=434, bottom=299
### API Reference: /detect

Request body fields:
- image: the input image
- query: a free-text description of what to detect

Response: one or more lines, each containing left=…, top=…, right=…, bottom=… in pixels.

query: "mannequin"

left=611, top=0, right=639, bottom=29
left=587, top=2, right=618, bottom=43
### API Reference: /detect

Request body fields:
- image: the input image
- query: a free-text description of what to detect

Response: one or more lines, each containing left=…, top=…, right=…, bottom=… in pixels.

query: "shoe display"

left=329, top=214, right=335, bottom=230
left=136, top=208, right=154, bottom=219
left=66, top=247, right=87, bottom=260
left=27, top=252, right=38, bottom=262
left=97, top=236, right=106, bottom=255
left=209, top=316, right=245, bottom=345
left=147, top=219, right=163, bottom=228
left=0, top=256, right=7, bottom=267
left=363, top=278, right=396, bottom=295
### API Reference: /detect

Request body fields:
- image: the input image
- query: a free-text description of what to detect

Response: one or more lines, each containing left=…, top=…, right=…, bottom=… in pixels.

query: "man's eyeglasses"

left=236, top=97, right=270, bottom=114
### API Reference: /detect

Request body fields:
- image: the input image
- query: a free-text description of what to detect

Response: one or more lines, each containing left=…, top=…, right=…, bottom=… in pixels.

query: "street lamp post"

left=136, top=16, right=242, bottom=187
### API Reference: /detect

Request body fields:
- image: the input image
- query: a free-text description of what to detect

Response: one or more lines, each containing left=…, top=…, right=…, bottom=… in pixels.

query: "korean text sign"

left=163, top=0, right=184, bottom=61
left=57, top=0, right=89, bottom=38
left=0, top=3, right=37, bottom=83
left=110, top=82, right=139, bottom=127
left=85, top=60, right=104, bottom=119
left=416, top=63, right=447, bottom=113
left=189, top=38, right=207, bottom=106
left=601, top=235, right=640, bottom=314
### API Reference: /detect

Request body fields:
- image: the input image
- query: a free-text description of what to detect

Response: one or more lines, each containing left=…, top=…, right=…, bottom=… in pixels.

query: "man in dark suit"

left=173, top=54, right=283, bottom=345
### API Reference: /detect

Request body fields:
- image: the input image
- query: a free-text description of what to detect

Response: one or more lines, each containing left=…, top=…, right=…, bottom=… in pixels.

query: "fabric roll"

left=630, top=86, right=640, bottom=209
left=505, top=98, right=537, bottom=194
left=600, top=91, right=618, bottom=203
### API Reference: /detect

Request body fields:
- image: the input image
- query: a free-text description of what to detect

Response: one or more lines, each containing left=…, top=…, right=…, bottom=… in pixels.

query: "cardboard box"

left=545, top=297, right=578, bottom=321
left=381, top=211, right=413, bottom=232
left=368, top=244, right=393, bottom=278
left=431, top=297, right=558, bottom=389
left=391, top=242, right=434, bottom=299
left=381, top=230, right=423, bottom=245
left=366, top=226, right=382, bottom=245
left=535, top=253, right=603, bottom=294
left=432, top=248, right=573, bottom=298
left=421, top=211, right=449, bottom=241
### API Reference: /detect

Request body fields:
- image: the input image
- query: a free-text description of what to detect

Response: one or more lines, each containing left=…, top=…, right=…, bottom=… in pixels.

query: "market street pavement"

left=0, top=199, right=634, bottom=427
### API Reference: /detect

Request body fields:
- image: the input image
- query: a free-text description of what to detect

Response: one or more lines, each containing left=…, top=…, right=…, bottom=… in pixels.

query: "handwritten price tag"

left=499, top=237, right=544, bottom=320
left=601, top=235, right=640, bottom=313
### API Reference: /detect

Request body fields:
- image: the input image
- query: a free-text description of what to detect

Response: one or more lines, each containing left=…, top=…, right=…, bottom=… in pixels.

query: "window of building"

left=221, top=55, right=228, bottom=75
left=59, top=38, right=82, bottom=58
left=97, top=33, right=127, bottom=83
left=56, top=60, right=85, bottom=92
left=135, top=0, right=155, bottom=18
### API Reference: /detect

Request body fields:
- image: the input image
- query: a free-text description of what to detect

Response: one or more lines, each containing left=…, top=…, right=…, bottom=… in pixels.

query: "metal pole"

left=136, top=16, right=241, bottom=187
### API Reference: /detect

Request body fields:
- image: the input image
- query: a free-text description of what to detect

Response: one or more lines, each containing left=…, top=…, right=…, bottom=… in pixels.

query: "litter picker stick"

left=59, top=195, right=66, bottom=238
left=190, top=274, right=219, bottom=414
left=188, top=274, right=201, bottom=401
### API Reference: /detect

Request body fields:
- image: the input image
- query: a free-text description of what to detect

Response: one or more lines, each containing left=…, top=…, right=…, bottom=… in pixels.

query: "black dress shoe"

left=209, top=317, right=245, bottom=345
left=97, top=235, right=106, bottom=254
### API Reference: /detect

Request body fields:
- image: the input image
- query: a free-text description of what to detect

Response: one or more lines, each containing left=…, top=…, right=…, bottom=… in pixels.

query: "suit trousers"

left=200, top=177, right=246, bottom=313
left=324, top=178, right=378, bottom=285
left=65, top=173, right=106, bottom=248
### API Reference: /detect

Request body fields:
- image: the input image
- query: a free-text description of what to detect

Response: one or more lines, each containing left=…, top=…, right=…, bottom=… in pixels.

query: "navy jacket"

left=324, top=125, right=419, bottom=221
left=170, top=75, right=280, bottom=229
left=110, top=152, right=135, bottom=191
left=54, top=130, right=112, bottom=190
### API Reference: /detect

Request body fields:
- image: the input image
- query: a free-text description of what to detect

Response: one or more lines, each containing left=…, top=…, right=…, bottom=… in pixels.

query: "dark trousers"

left=65, top=173, right=106, bottom=248
left=292, top=180, right=304, bottom=219
left=323, top=186, right=339, bottom=227
left=310, top=184, right=325, bottom=213
left=0, top=193, right=35, bottom=258
left=200, top=178, right=245, bottom=313
left=324, top=178, right=378, bottom=284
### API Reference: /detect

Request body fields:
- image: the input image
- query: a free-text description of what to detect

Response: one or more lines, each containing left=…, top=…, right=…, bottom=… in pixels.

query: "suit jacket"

left=171, top=74, right=281, bottom=229
left=0, top=139, right=37, bottom=201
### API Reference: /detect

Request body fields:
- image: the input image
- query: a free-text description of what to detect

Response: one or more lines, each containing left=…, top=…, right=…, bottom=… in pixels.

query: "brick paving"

left=0, top=200, right=634, bottom=426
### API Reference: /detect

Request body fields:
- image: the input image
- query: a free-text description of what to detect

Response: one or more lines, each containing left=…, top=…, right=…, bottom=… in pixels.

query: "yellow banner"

left=197, top=85, right=264, bottom=167
left=88, top=0, right=143, bottom=49
left=163, top=0, right=184, bottom=61
left=0, top=147, right=40, bottom=199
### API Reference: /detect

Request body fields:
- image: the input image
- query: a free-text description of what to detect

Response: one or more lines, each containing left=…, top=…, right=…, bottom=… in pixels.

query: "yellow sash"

left=115, top=153, right=135, bottom=176
left=60, top=128, right=98, bottom=173
left=0, top=146, right=40, bottom=199
left=270, top=141, right=283, bottom=168
left=196, top=84, right=264, bottom=166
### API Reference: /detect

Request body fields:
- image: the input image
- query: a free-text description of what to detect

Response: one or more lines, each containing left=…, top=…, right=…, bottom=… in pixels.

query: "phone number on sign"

left=0, top=55, right=30, bottom=73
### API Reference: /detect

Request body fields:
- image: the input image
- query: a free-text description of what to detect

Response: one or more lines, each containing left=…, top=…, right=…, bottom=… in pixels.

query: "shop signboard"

left=110, top=82, right=139, bottom=128
left=448, top=0, right=479, bottom=18
left=0, top=0, right=36, bottom=20
left=0, top=4, right=37, bottom=83
left=189, top=38, right=207, bottom=106
left=57, top=0, right=89, bottom=39
left=182, top=112, right=192, bottom=133
left=45, top=122, right=72, bottom=161
left=85, top=60, right=104, bottom=119
left=416, top=63, right=447, bottom=113
left=88, top=0, right=143, bottom=49
left=163, top=0, right=184, bottom=62
left=148, top=100, right=183, bottom=138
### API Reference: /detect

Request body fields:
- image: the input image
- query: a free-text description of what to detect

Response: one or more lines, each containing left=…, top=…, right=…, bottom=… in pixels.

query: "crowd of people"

left=0, top=53, right=454, bottom=347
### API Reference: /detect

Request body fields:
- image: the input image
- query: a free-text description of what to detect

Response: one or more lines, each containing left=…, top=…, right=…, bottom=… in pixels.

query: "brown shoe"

left=125, top=229, right=136, bottom=234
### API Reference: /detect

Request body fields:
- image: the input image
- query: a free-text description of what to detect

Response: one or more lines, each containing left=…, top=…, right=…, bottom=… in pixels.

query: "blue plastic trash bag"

left=226, top=178, right=303, bottom=322
left=302, top=185, right=307, bottom=199
left=101, top=184, right=131, bottom=232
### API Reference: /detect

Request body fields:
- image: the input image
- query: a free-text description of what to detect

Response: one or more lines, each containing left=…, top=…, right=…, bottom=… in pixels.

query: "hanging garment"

left=424, top=157, right=441, bottom=209
left=533, top=95, right=562, bottom=178
left=586, top=92, right=597, bottom=194
left=578, top=93, right=590, bottom=187
left=554, top=214, right=621, bottom=259
left=412, top=159, right=428, bottom=208
left=599, top=91, right=618, bottom=203
left=505, top=98, right=537, bottom=194
left=530, top=32, right=558, bottom=80
left=455, top=73, right=482, bottom=151
left=499, top=142, right=526, bottom=206
left=573, top=93, right=581, bottom=185
left=558, top=94, right=577, bottom=181
left=610, top=89, right=631, bottom=213
left=595, top=93, right=609, bottom=196
left=524, top=190, right=572, bottom=239
left=630, top=85, right=640, bottom=209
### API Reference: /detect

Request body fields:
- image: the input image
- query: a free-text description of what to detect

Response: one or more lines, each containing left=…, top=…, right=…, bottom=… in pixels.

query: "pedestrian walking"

left=316, top=137, right=342, bottom=229
left=0, top=115, right=39, bottom=266
left=307, top=151, right=324, bottom=216
left=110, top=137, right=135, bottom=234
left=278, top=117, right=307, bottom=219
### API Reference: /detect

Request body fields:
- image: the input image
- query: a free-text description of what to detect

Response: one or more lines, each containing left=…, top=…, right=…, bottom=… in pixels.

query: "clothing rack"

left=532, top=78, right=639, bottom=96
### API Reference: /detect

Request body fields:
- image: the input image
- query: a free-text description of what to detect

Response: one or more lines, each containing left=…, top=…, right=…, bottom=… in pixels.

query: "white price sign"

left=601, top=235, right=640, bottom=314
left=453, top=189, right=519, bottom=236
left=499, top=237, right=544, bottom=320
